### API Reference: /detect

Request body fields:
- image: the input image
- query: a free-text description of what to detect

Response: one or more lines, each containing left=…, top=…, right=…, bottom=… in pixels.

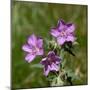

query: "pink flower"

left=50, top=19, right=76, bottom=45
left=22, top=34, right=44, bottom=63
left=40, top=51, right=61, bottom=76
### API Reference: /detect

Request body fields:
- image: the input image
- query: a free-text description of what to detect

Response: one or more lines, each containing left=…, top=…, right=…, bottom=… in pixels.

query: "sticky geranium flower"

left=22, top=34, right=44, bottom=63
left=40, top=51, right=61, bottom=76
left=50, top=19, right=76, bottom=45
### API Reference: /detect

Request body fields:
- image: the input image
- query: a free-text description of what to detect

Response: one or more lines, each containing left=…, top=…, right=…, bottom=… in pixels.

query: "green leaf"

left=73, top=41, right=79, bottom=46
left=51, top=76, right=64, bottom=86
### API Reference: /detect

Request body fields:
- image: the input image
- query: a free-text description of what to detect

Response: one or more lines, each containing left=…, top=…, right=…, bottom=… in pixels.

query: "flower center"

left=59, top=26, right=68, bottom=37
left=31, top=46, right=39, bottom=55
left=35, top=46, right=39, bottom=52
left=47, top=57, right=54, bottom=65
left=60, top=30, right=67, bottom=37
left=48, top=57, right=51, bottom=61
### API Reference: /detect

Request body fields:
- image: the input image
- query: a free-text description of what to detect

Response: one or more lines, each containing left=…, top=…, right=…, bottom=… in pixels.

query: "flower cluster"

left=22, top=19, right=76, bottom=77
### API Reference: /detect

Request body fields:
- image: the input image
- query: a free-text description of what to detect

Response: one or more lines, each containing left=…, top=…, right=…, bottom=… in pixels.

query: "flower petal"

left=66, top=24, right=75, bottom=33
left=25, top=54, right=36, bottom=63
left=37, top=38, right=43, bottom=48
left=55, top=56, right=61, bottom=64
left=50, top=28, right=60, bottom=37
left=50, top=63, right=59, bottom=71
left=28, top=34, right=37, bottom=46
left=22, top=44, right=32, bottom=52
left=58, top=19, right=65, bottom=30
left=40, top=58, right=47, bottom=65
left=66, top=35, right=75, bottom=42
left=44, top=65, right=50, bottom=76
left=48, top=51, right=55, bottom=57
left=57, top=37, right=66, bottom=45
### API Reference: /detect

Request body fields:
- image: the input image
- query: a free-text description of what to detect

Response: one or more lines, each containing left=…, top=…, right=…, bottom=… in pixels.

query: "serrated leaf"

left=51, top=76, right=64, bottom=86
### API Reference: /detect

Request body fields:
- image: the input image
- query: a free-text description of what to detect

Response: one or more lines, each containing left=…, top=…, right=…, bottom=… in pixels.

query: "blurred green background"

left=12, top=1, right=87, bottom=89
